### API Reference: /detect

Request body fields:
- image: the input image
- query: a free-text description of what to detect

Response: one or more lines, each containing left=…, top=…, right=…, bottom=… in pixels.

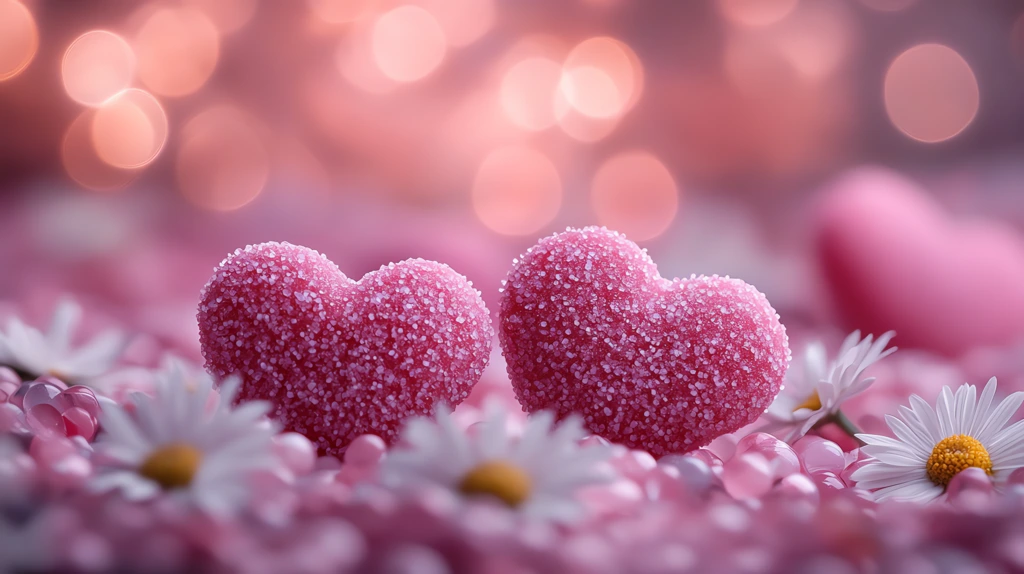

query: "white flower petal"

left=873, top=478, right=941, bottom=503
left=48, top=299, right=81, bottom=355
left=764, top=331, right=895, bottom=442
left=90, top=363, right=275, bottom=516
left=855, top=376, right=1024, bottom=504
left=885, top=415, right=932, bottom=456
left=380, top=405, right=611, bottom=523
left=976, top=392, right=1024, bottom=445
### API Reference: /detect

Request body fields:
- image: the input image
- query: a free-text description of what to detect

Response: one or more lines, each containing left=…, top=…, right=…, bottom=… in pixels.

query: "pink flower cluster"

left=0, top=368, right=1022, bottom=574
left=2, top=297, right=1024, bottom=574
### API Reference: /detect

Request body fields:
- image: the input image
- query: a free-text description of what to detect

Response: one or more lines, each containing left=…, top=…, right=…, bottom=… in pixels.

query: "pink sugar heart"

left=198, top=242, right=493, bottom=455
left=817, top=167, right=1024, bottom=356
left=498, top=227, right=790, bottom=456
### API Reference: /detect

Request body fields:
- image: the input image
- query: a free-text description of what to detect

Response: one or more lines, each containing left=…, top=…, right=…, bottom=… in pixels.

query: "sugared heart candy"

left=817, top=167, right=1024, bottom=356
left=198, top=242, right=493, bottom=455
left=499, top=227, right=790, bottom=456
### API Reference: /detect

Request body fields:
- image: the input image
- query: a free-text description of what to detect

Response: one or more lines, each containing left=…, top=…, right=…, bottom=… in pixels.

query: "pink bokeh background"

left=2, top=0, right=1024, bottom=379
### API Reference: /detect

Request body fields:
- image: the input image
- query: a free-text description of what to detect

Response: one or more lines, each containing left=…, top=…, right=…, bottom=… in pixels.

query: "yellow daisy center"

left=793, top=390, right=822, bottom=412
left=458, top=460, right=532, bottom=507
left=139, top=443, right=203, bottom=490
left=925, top=434, right=993, bottom=487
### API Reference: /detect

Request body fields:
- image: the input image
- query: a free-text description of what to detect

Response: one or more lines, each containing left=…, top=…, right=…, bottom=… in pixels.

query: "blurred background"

left=2, top=0, right=1024, bottom=365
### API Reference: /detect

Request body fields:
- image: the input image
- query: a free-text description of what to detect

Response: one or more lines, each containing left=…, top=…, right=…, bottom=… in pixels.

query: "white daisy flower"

left=851, top=377, right=1024, bottom=503
left=0, top=299, right=125, bottom=382
left=90, top=360, right=277, bottom=516
left=380, top=405, right=613, bottom=522
left=762, top=330, right=896, bottom=442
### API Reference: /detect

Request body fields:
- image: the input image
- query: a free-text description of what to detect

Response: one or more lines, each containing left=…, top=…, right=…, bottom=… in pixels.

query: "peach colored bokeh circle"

left=63, top=111, right=138, bottom=192
left=177, top=107, right=269, bottom=211
left=884, top=43, right=979, bottom=143
left=134, top=6, right=220, bottom=97
left=718, top=0, right=799, bottom=27
left=472, top=146, right=562, bottom=236
left=91, top=88, right=169, bottom=169
left=591, top=151, right=679, bottom=242
left=500, top=57, right=562, bottom=131
left=560, top=37, right=643, bottom=119
left=62, top=30, right=135, bottom=106
left=372, top=5, right=447, bottom=83
left=0, top=0, right=38, bottom=81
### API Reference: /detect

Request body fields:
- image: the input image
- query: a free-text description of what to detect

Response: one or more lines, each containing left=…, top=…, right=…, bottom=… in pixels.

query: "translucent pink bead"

left=22, top=382, right=63, bottom=411
left=273, top=432, right=318, bottom=476
left=707, top=434, right=738, bottom=461
left=774, top=473, right=820, bottom=505
left=0, top=403, right=26, bottom=433
left=659, top=454, right=716, bottom=494
left=615, top=450, right=658, bottom=482
left=947, top=467, right=994, bottom=509
left=688, top=448, right=724, bottom=468
left=0, top=379, right=19, bottom=403
left=46, top=453, right=92, bottom=489
left=9, top=384, right=30, bottom=410
left=579, top=479, right=644, bottom=514
left=35, top=375, right=68, bottom=391
left=794, top=436, right=846, bottom=475
left=722, top=452, right=774, bottom=499
left=30, top=434, right=77, bottom=461
left=344, top=434, right=387, bottom=468
left=26, top=403, right=67, bottom=439
left=60, top=386, right=101, bottom=417
left=62, top=407, right=97, bottom=441
left=735, top=432, right=800, bottom=479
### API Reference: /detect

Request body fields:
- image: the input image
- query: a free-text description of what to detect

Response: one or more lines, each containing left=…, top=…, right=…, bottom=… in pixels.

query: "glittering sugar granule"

left=499, top=227, right=790, bottom=456
left=198, top=242, right=493, bottom=455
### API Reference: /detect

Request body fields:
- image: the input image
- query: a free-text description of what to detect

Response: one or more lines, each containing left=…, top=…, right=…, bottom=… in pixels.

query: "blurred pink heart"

left=816, top=167, right=1024, bottom=356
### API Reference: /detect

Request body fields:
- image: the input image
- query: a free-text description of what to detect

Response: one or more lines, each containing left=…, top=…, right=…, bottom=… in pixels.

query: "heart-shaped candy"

left=817, top=167, right=1024, bottom=356
left=499, top=227, right=790, bottom=456
left=198, top=242, right=493, bottom=455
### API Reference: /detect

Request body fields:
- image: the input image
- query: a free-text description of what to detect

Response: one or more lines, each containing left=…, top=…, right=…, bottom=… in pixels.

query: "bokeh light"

left=591, top=151, right=679, bottom=242
left=500, top=57, right=562, bottom=131
left=61, top=30, right=135, bottom=107
left=134, top=7, right=220, bottom=97
left=560, top=37, right=643, bottom=119
left=0, top=0, right=38, bottom=82
left=371, top=5, right=447, bottom=83
left=472, top=146, right=562, bottom=236
left=718, top=0, right=799, bottom=27
left=554, top=89, right=621, bottom=143
left=91, top=88, right=168, bottom=169
left=421, top=0, right=496, bottom=47
left=884, top=43, right=979, bottom=143
left=184, top=0, right=257, bottom=34
left=177, top=107, right=269, bottom=211
left=336, top=22, right=400, bottom=94
left=62, top=111, right=137, bottom=192
left=308, top=0, right=373, bottom=24
left=773, top=0, right=854, bottom=80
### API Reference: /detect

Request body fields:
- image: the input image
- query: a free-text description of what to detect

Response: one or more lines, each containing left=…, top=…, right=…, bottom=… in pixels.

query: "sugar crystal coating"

left=198, top=242, right=493, bottom=455
left=498, top=227, right=790, bottom=456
